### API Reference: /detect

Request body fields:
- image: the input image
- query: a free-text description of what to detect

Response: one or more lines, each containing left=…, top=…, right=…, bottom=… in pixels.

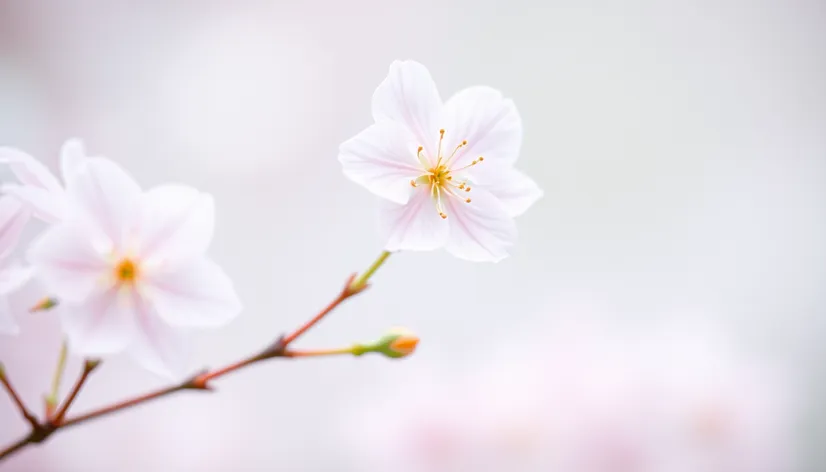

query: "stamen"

left=452, top=157, right=484, bottom=173
left=416, top=146, right=430, bottom=168
left=435, top=129, right=446, bottom=166
left=465, top=186, right=471, bottom=192
left=466, top=198, right=471, bottom=203
left=115, top=258, right=139, bottom=284
left=410, top=180, right=417, bottom=187
left=434, top=184, right=448, bottom=219
left=443, top=139, right=469, bottom=167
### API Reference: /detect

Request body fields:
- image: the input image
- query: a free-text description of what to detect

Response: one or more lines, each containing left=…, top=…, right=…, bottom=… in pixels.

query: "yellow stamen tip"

left=478, top=156, right=484, bottom=161
left=410, top=180, right=417, bottom=187
left=465, top=187, right=471, bottom=192
left=417, top=146, right=423, bottom=152
left=440, top=213, right=447, bottom=219
left=439, top=129, right=445, bottom=135
left=462, top=140, right=467, bottom=145
left=466, top=198, right=471, bottom=203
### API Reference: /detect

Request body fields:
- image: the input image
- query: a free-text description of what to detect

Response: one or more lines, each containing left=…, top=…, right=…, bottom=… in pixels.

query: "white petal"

left=142, top=257, right=242, bottom=328
left=60, top=138, right=89, bottom=184
left=0, top=261, right=35, bottom=295
left=441, top=86, right=522, bottom=170
left=0, top=296, right=18, bottom=335
left=444, top=187, right=517, bottom=262
left=137, top=185, right=214, bottom=265
left=481, top=167, right=543, bottom=217
left=0, top=196, right=31, bottom=257
left=378, top=187, right=449, bottom=252
left=372, top=60, right=443, bottom=161
left=61, top=286, right=138, bottom=355
left=0, top=184, right=65, bottom=223
left=128, top=292, right=190, bottom=379
left=0, top=147, right=63, bottom=193
left=339, top=121, right=424, bottom=204
left=67, top=158, right=142, bottom=250
left=27, top=223, right=108, bottom=304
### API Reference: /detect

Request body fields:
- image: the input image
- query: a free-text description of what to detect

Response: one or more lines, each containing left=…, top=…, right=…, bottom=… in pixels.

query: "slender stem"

left=50, top=361, right=99, bottom=425
left=282, top=251, right=392, bottom=347
left=350, top=250, right=392, bottom=291
left=60, top=383, right=192, bottom=430
left=0, top=436, right=31, bottom=462
left=0, top=367, right=39, bottom=428
left=281, top=287, right=351, bottom=346
left=286, top=347, right=355, bottom=358
left=0, top=251, right=392, bottom=463
left=46, top=342, right=68, bottom=413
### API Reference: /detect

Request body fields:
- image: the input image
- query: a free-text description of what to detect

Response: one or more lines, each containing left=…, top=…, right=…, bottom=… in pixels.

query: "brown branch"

left=49, top=360, right=100, bottom=425
left=0, top=366, right=39, bottom=429
left=0, top=273, right=369, bottom=463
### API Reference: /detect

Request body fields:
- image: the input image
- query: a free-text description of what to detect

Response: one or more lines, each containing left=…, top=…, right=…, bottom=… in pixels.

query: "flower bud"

left=368, top=327, right=419, bottom=359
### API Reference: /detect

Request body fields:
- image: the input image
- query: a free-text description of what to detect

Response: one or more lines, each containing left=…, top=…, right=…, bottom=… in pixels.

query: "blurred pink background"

left=0, top=1, right=824, bottom=470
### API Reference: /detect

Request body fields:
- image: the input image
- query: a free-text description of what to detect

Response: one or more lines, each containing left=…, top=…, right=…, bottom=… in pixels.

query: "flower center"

left=114, top=258, right=139, bottom=284
left=409, top=129, right=484, bottom=219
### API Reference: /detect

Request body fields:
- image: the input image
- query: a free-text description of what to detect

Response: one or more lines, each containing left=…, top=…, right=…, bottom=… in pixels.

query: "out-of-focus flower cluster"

left=342, top=320, right=796, bottom=472
left=0, top=139, right=242, bottom=378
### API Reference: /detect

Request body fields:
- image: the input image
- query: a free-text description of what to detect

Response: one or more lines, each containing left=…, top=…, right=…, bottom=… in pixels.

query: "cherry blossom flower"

left=0, top=197, right=34, bottom=335
left=339, top=60, right=542, bottom=262
left=27, top=157, right=242, bottom=378
left=0, top=138, right=88, bottom=224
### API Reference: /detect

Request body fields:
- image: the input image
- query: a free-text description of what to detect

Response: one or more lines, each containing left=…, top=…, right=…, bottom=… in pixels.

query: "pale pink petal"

left=60, top=138, right=89, bottom=184
left=339, top=121, right=424, bottom=204
left=0, top=296, right=18, bottom=335
left=441, top=86, right=522, bottom=171
left=479, top=166, right=543, bottom=218
left=0, top=196, right=32, bottom=257
left=0, top=261, right=35, bottom=295
left=128, top=291, right=190, bottom=379
left=27, top=223, right=108, bottom=304
left=372, top=60, right=443, bottom=161
left=137, top=185, right=214, bottom=265
left=0, top=147, right=63, bottom=193
left=67, top=158, right=142, bottom=250
left=0, top=184, right=64, bottom=223
left=61, top=286, right=137, bottom=355
left=444, top=187, right=517, bottom=262
left=142, top=257, right=242, bottom=328
left=378, top=187, right=449, bottom=252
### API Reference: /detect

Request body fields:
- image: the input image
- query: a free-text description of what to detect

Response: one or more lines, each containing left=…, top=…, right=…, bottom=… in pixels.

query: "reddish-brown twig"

left=0, top=367, right=39, bottom=429
left=49, top=360, right=100, bottom=425
left=0, top=270, right=373, bottom=463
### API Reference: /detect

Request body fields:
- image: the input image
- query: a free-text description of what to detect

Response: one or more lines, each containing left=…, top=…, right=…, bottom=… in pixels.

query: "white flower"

left=0, top=196, right=35, bottom=335
left=339, top=60, right=542, bottom=262
left=0, top=138, right=88, bottom=223
left=28, top=157, right=242, bottom=378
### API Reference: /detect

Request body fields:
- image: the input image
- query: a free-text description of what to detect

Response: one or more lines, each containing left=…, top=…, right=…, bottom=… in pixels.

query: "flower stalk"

left=0, top=251, right=399, bottom=463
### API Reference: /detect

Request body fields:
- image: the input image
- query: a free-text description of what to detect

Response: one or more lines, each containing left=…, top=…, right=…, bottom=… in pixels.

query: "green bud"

left=364, top=327, right=419, bottom=359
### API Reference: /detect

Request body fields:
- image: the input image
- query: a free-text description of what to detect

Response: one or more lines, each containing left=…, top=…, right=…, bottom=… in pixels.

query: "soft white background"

left=0, top=0, right=823, bottom=470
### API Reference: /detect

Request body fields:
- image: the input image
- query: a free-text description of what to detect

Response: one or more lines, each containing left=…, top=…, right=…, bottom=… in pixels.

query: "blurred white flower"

left=28, top=157, right=242, bottom=378
left=0, top=196, right=34, bottom=334
left=342, top=322, right=796, bottom=472
left=0, top=138, right=88, bottom=223
left=339, top=60, right=542, bottom=262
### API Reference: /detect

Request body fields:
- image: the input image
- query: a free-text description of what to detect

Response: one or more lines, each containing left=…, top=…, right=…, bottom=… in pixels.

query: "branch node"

left=185, top=370, right=215, bottom=391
